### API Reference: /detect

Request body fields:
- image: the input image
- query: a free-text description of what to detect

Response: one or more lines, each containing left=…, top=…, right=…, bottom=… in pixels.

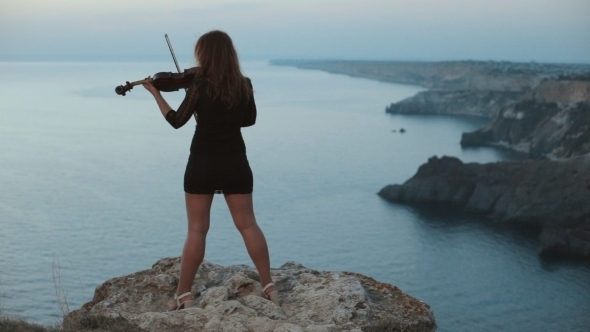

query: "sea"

left=0, top=60, right=588, bottom=331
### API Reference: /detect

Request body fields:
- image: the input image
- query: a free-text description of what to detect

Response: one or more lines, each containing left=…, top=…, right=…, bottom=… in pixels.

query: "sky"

left=1, top=0, right=589, bottom=63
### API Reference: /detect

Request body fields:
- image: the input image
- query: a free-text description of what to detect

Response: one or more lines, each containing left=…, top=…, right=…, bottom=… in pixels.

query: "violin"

left=115, top=34, right=195, bottom=96
left=115, top=67, right=196, bottom=96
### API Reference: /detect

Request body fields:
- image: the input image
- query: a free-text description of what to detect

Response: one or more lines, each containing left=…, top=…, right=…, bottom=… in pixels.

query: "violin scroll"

left=115, top=81, right=134, bottom=96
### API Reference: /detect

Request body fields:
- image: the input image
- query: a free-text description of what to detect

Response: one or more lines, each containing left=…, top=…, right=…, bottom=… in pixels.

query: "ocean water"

left=0, top=61, right=588, bottom=331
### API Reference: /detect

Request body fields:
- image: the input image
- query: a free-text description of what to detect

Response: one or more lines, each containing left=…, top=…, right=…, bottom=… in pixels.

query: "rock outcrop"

left=66, top=258, right=437, bottom=332
left=391, top=72, right=590, bottom=158
left=461, top=95, right=590, bottom=159
left=386, top=90, right=521, bottom=118
left=378, top=156, right=590, bottom=258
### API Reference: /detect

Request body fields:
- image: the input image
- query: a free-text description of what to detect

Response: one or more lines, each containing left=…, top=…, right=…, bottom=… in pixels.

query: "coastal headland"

left=378, top=155, right=590, bottom=257
left=272, top=59, right=590, bottom=259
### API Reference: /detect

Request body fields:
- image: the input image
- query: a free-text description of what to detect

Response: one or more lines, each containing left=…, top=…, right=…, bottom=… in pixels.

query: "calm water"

left=0, top=61, right=588, bottom=331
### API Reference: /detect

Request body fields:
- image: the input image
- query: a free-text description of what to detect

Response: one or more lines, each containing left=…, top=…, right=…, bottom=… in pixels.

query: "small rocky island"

left=272, top=60, right=590, bottom=259
left=65, top=258, right=436, bottom=332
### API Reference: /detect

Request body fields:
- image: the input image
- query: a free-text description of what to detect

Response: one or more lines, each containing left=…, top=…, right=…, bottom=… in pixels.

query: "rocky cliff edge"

left=66, top=258, right=437, bottom=332
left=378, top=156, right=590, bottom=258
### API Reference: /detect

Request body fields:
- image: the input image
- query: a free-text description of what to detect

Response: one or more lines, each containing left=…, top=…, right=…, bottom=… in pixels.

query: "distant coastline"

left=271, top=59, right=590, bottom=159
left=273, top=59, right=590, bottom=259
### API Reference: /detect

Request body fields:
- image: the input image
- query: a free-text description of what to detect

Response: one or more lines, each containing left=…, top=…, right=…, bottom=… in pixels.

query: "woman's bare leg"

left=224, top=193, right=274, bottom=292
left=171, top=192, right=214, bottom=310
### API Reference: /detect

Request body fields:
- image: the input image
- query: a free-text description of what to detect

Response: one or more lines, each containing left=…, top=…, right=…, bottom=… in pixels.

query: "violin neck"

left=129, top=79, right=148, bottom=87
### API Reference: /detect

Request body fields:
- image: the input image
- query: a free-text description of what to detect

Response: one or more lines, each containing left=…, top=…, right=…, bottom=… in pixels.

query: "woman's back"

left=191, top=78, right=256, bottom=154
left=165, top=77, right=257, bottom=154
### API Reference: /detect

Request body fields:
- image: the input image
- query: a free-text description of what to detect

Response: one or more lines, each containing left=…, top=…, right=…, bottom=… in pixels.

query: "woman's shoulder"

left=244, top=76, right=252, bottom=88
left=190, top=76, right=210, bottom=92
left=191, top=74, right=207, bottom=84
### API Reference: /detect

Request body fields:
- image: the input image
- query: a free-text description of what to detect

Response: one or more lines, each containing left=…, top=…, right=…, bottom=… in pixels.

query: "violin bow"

left=165, top=34, right=183, bottom=75
left=165, top=34, right=197, bottom=121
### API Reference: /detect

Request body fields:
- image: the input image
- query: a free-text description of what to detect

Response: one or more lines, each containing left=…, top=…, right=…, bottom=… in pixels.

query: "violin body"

left=115, top=67, right=197, bottom=96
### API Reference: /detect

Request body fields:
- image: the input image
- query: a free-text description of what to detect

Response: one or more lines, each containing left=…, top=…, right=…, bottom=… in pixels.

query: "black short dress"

left=164, top=77, right=256, bottom=195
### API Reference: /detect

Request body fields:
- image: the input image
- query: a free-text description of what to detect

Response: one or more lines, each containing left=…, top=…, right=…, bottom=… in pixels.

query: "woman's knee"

left=233, top=216, right=258, bottom=233
left=187, top=227, right=209, bottom=237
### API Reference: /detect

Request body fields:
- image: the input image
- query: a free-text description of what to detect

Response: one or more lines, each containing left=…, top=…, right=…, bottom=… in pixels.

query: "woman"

left=142, top=30, right=278, bottom=310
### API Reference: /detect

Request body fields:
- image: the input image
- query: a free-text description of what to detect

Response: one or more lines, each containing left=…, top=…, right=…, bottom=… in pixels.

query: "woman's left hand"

left=142, top=76, right=173, bottom=117
left=142, top=77, right=160, bottom=96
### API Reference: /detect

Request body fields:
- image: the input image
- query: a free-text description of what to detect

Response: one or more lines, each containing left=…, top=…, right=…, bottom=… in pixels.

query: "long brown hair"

left=194, top=30, right=251, bottom=109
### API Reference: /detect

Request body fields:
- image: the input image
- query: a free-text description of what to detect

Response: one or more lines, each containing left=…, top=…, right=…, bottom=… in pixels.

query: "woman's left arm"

left=143, top=79, right=174, bottom=118
left=143, top=79, right=198, bottom=129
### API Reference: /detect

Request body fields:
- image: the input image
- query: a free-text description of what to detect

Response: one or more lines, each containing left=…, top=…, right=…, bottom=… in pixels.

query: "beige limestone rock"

left=66, top=258, right=436, bottom=332
left=534, top=80, right=590, bottom=104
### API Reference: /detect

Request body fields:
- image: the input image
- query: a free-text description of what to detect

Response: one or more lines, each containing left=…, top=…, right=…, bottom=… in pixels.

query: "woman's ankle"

left=176, top=288, right=193, bottom=296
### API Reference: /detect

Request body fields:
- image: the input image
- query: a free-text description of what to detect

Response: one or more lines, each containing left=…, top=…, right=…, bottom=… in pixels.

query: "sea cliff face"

left=378, top=156, right=590, bottom=258
left=386, top=90, right=521, bottom=118
left=461, top=101, right=590, bottom=158
left=461, top=77, right=590, bottom=158
left=66, top=258, right=437, bottom=332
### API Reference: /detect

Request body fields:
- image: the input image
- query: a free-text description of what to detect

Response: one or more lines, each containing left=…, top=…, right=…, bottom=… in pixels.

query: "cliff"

left=461, top=101, right=590, bottom=158
left=386, top=90, right=521, bottom=118
left=461, top=78, right=590, bottom=158
left=66, top=258, right=437, bottom=332
left=378, top=156, right=590, bottom=258
left=272, top=60, right=590, bottom=158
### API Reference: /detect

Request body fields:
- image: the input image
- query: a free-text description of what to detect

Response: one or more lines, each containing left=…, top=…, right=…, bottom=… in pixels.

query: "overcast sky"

left=1, top=0, right=589, bottom=63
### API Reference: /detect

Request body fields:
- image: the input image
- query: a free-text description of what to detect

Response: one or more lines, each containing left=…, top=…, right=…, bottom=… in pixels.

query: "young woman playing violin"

left=142, top=30, right=279, bottom=311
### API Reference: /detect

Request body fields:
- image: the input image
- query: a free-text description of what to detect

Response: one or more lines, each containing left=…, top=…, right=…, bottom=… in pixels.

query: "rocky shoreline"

left=272, top=59, right=590, bottom=259
left=378, top=156, right=590, bottom=258
left=66, top=258, right=437, bottom=332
